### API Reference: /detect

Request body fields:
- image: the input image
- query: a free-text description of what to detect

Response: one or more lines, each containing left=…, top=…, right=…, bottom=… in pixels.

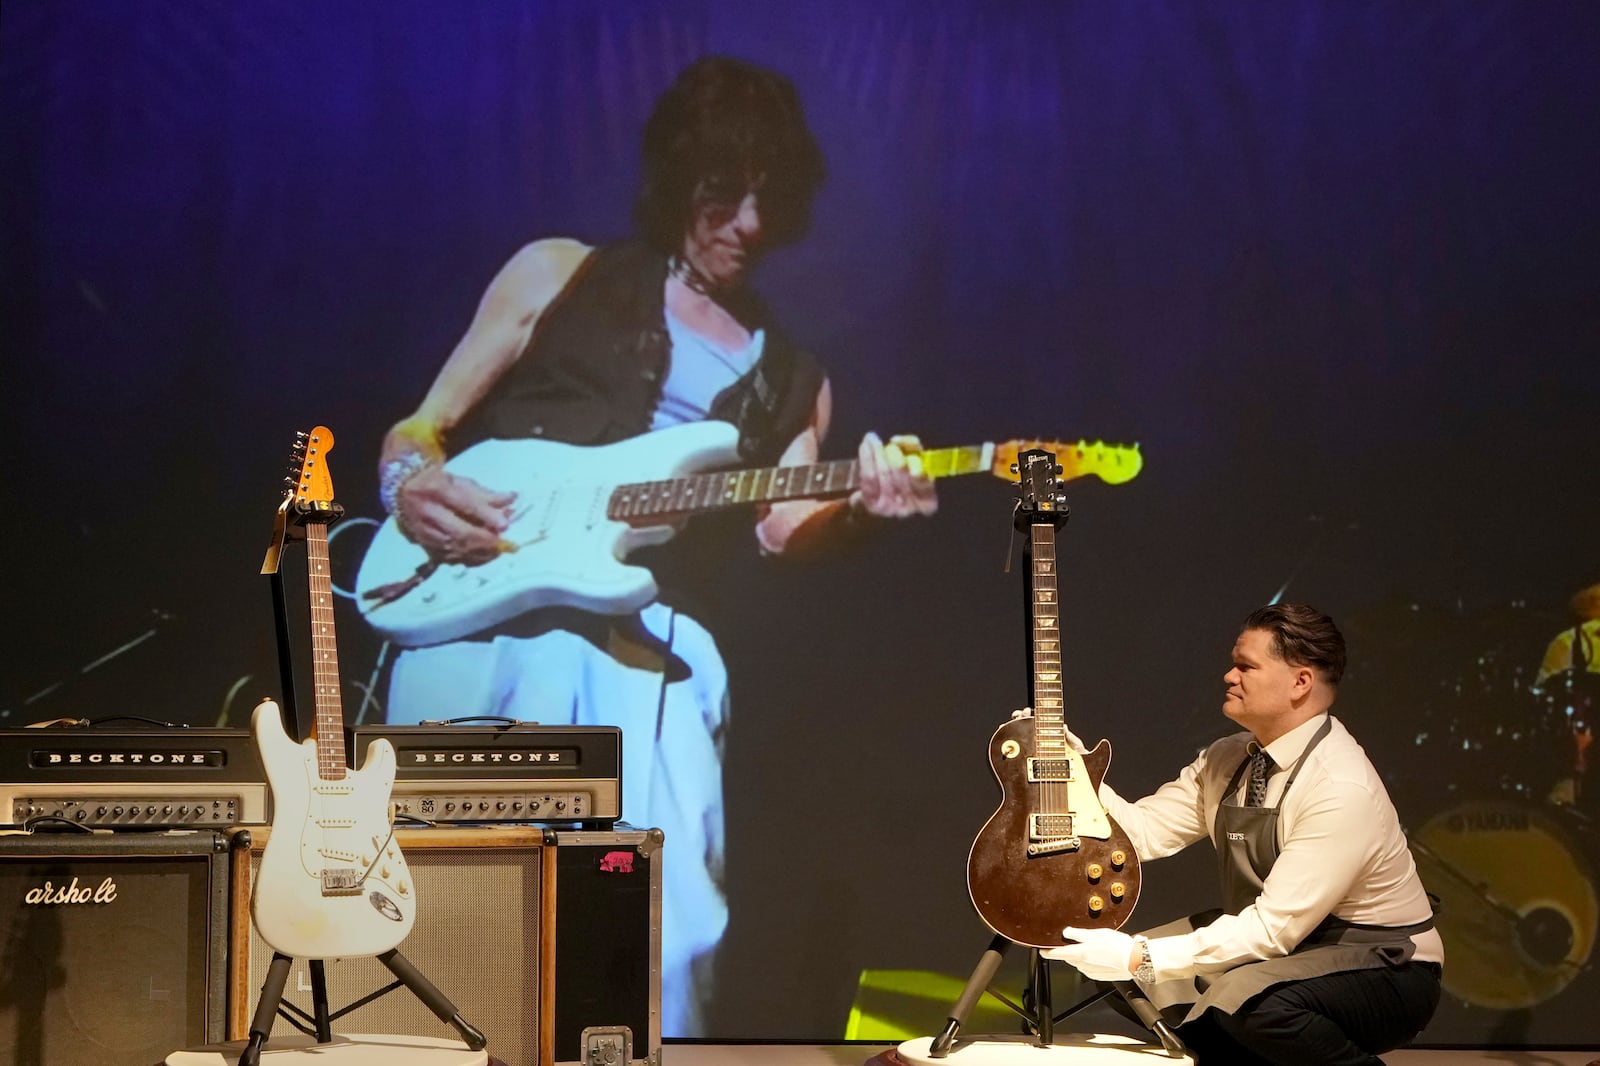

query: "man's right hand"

left=396, top=464, right=516, bottom=565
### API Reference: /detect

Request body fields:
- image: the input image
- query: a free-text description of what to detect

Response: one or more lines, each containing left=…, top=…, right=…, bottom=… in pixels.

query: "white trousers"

left=386, top=602, right=729, bottom=1036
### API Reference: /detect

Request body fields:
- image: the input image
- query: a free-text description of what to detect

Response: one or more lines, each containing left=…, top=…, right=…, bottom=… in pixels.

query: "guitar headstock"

left=992, top=439, right=1142, bottom=486
left=285, top=426, right=343, bottom=526
left=1014, top=447, right=1068, bottom=528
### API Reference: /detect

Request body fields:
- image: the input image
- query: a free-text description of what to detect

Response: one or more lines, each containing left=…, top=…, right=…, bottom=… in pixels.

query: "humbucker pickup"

left=1030, top=812, right=1074, bottom=838
left=1028, top=757, right=1075, bottom=782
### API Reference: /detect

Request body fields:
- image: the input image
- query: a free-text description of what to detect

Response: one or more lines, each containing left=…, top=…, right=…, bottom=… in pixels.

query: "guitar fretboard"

left=1030, top=524, right=1067, bottom=757
left=607, top=445, right=993, bottom=522
left=306, top=523, right=348, bottom=780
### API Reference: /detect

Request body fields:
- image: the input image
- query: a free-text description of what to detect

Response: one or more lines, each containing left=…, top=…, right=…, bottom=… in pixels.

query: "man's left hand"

left=1041, top=926, right=1137, bottom=981
left=853, top=431, right=938, bottom=519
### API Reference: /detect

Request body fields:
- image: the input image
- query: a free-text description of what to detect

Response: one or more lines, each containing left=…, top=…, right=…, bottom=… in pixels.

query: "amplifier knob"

left=145, top=806, right=156, bottom=816
left=75, top=810, right=87, bottom=821
left=512, top=802, right=524, bottom=812
left=162, top=806, right=173, bottom=815
left=445, top=803, right=456, bottom=812
left=113, top=806, right=125, bottom=816
left=96, top=806, right=108, bottom=816
left=496, top=802, right=507, bottom=812
left=555, top=801, right=567, bottom=812
left=478, top=801, right=490, bottom=812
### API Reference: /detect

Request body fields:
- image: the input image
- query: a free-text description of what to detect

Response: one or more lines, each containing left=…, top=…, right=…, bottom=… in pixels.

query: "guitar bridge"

left=1027, top=836, right=1082, bottom=856
left=320, top=868, right=363, bottom=895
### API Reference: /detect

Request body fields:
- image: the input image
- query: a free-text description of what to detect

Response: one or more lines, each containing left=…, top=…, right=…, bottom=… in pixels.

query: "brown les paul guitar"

left=966, top=448, right=1141, bottom=946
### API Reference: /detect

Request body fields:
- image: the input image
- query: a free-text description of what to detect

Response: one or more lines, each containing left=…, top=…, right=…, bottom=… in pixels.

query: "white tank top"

left=650, top=310, right=765, bottom=429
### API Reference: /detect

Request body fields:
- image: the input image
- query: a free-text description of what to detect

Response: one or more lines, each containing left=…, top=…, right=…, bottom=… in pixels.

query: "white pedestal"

left=894, top=1032, right=1194, bottom=1064
left=165, top=1032, right=489, bottom=1065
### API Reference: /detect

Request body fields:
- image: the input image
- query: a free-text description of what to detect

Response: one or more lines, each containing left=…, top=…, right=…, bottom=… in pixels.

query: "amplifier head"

left=348, top=724, right=622, bottom=825
left=349, top=724, right=620, bottom=780
left=0, top=728, right=269, bottom=829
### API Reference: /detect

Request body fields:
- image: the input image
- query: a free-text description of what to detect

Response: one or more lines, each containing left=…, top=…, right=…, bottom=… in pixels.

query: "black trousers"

left=1176, top=962, right=1442, bottom=1066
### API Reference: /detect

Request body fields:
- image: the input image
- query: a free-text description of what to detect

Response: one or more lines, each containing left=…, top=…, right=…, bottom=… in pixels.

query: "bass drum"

left=1411, top=799, right=1597, bottom=1009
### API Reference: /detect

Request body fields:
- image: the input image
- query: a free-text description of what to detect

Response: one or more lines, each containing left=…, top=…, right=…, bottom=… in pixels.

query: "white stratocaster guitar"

left=355, top=420, right=1143, bottom=647
left=252, top=426, right=416, bottom=959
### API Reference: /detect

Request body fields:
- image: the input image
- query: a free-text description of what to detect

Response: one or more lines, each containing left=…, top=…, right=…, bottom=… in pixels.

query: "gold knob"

left=1111, top=850, right=1126, bottom=868
left=1110, top=882, right=1126, bottom=900
left=1088, top=895, right=1104, bottom=914
left=1086, top=863, right=1103, bottom=880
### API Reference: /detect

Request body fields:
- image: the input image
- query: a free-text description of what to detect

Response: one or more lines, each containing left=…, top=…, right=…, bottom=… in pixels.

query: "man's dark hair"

left=1242, top=603, right=1347, bottom=686
left=635, top=56, right=826, bottom=254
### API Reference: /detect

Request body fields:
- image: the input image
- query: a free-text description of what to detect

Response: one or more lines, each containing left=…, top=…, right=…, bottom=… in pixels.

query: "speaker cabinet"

left=0, top=830, right=231, bottom=1066
left=230, top=826, right=660, bottom=1066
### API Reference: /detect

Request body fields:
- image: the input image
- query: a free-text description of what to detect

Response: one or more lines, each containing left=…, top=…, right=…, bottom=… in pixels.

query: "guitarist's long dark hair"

left=635, top=56, right=827, bottom=254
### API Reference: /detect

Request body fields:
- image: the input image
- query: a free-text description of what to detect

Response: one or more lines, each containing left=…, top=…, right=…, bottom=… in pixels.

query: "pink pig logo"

left=600, top=850, right=634, bottom=874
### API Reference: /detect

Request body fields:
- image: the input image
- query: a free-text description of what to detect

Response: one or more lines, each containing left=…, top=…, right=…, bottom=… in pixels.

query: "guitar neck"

left=607, top=443, right=995, bottom=522
left=1029, top=523, right=1069, bottom=757
left=305, top=523, right=348, bottom=779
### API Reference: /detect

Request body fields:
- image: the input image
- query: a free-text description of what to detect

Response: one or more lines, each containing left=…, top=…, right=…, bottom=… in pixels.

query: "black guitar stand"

left=241, top=469, right=487, bottom=1065
left=239, top=949, right=487, bottom=1066
left=927, top=933, right=1187, bottom=1059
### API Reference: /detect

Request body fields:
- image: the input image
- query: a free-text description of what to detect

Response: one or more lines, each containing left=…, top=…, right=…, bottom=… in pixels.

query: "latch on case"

left=582, top=1025, right=632, bottom=1065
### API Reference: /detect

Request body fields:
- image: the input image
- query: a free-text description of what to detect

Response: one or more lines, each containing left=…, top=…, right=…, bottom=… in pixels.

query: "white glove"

left=1040, top=925, right=1136, bottom=981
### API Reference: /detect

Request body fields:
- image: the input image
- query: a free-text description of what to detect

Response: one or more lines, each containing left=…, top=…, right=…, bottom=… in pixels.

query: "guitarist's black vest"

left=450, top=241, right=825, bottom=629
left=452, top=241, right=823, bottom=466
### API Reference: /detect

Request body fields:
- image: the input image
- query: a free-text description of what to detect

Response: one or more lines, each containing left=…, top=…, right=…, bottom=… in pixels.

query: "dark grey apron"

left=1166, top=716, right=1433, bottom=1022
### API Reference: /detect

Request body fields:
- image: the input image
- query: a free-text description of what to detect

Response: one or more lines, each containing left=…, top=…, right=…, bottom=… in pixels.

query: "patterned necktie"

left=1246, top=749, right=1274, bottom=807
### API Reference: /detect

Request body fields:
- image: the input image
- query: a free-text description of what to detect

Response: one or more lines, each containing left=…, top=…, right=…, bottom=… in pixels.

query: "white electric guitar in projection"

left=252, top=426, right=416, bottom=959
left=355, top=421, right=1144, bottom=647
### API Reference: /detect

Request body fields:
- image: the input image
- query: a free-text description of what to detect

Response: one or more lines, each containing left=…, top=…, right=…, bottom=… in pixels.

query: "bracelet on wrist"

left=379, top=452, right=434, bottom=514
left=1133, top=934, right=1155, bottom=984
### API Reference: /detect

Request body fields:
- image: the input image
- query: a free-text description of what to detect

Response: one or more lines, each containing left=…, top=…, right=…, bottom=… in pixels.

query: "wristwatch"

left=1133, top=934, right=1155, bottom=984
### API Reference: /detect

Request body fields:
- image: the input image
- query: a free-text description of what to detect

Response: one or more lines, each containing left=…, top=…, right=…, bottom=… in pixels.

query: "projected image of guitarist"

left=360, top=56, right=937, bottom=1037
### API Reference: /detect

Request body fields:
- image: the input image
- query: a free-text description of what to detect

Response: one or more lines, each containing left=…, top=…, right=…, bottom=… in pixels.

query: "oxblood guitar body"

left=963, top=446, right=1143, bottom=949
left=967, top=719, right=1141, bottom=947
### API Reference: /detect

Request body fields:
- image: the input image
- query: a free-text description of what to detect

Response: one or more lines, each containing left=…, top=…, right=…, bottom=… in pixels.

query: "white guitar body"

left=250, top=699, right=416, bottom=959
left=356, top=420, right=742, bottom=647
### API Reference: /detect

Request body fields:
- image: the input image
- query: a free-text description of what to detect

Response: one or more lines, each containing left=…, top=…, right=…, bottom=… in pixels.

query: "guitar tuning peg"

left=1054, top=465, right=1063, bottom=476
left=1009, top=463, right=1019, bottom=475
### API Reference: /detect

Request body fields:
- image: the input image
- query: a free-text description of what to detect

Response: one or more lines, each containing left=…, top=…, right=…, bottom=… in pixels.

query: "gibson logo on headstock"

left=24, top=876, right=119, bottom=905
